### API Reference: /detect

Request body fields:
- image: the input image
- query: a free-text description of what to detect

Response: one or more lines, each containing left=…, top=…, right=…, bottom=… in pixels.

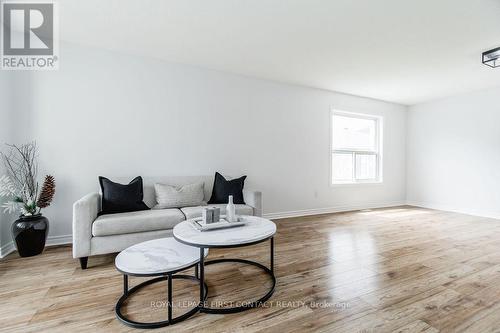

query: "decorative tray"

left=190, top=217, right=246, bottom=231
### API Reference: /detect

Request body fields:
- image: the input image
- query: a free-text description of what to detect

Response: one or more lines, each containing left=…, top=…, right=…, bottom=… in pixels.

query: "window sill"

left=330, top=181, right=383, bottom=188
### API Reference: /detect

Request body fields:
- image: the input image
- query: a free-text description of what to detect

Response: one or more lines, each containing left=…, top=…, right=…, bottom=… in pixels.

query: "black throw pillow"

left=208, top=172, right=247, bottom=204
left=98, top=176, right=150, bottom=215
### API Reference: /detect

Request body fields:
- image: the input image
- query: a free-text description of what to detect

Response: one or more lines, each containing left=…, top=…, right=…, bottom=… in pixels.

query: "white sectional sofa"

left=72, top=176, right=262, bottom=269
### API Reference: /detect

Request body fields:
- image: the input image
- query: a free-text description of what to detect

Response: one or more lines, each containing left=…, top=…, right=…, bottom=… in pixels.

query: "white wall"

left=0, top=73, right=12, bottom=254
left=407, top=87, right=500, bottom=219
left=5, top=43, right=407, bottom=246
left=0, top=71, right=36, bottom=255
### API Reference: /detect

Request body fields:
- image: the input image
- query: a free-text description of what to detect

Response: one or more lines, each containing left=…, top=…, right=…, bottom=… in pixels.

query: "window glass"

left=355, top=154, right=377, bottom=180
left=331, top=111, right=382, bottom=184
left=332, top=115, right=376, bottom=151
left=332, top=153, right=353, bottom=182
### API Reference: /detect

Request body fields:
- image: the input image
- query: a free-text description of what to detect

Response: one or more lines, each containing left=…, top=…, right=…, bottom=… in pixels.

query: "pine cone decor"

left=36, top=175, right=56, bottom=209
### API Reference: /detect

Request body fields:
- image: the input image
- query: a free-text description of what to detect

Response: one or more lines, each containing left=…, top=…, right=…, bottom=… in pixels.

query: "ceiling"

left=60, top=0, right=500, bottom=105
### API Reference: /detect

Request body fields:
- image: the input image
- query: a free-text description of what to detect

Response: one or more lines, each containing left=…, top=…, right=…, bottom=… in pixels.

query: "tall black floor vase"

left=11, top=214, right=49, bottom=257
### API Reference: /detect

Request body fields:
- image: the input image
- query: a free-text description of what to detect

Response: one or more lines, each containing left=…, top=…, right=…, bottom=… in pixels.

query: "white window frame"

left=330, top=109, right=383, bottom=185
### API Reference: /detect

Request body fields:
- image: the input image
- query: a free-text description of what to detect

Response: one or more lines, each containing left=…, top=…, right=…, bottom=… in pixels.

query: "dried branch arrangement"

left=0, top=142, right=56, bottom=216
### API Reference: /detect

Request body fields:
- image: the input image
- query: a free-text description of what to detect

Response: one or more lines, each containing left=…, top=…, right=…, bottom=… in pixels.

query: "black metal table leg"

left=200, top=247, right=205, bottom=305
left=271, top=237, right=274, bottom=273
left=123, top=275, right=128, bottom=296
left=115, top=274, right=208, bottom=329
left=195, top=263, right=199, bottom=279
left=167, top=274, right=172, bottom=323
left=188, top=236, right=277, bottom=314
left=200, top=258, right=276, bottom=314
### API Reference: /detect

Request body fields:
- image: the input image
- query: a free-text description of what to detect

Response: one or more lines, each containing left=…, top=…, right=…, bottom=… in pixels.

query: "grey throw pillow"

left=154, top=182, right=205, bottom=209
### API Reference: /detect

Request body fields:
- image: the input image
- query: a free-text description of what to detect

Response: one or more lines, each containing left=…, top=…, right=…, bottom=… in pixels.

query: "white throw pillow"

left=154, top=182, right=205, bottom=209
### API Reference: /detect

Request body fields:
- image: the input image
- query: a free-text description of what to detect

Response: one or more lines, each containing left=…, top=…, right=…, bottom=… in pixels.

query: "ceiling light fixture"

left=482, top=47, right=500, bottom=68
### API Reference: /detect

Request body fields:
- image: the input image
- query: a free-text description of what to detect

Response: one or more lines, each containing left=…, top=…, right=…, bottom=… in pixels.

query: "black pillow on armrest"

left=98, top=176, right=150, bottom=215
left=208, top=172, right=247, bottom=204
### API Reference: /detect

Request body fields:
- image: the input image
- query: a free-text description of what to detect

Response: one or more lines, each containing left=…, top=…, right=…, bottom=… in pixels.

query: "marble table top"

left=115, top=238, right=208, bottom=275
left=173, top=215, right=276, bottom=247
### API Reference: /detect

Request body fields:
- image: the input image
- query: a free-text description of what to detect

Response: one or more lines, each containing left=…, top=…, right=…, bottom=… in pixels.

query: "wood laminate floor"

left=2, top=206, right=500, bottom=332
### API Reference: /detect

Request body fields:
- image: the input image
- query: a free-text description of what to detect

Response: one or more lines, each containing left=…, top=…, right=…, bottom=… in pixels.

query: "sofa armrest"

left=243, top=189, right=262, bottom=217
left=72, top=192, right=100, bottom=258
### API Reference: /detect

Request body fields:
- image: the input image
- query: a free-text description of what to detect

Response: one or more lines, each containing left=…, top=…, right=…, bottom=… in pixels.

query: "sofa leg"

left=79, top=257, right=88, bottom=269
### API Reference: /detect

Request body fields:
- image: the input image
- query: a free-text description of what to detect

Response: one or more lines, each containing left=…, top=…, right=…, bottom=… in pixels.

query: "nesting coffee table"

left=114, top=216, right=276, bottom=328
left=115, top=238, right=209, bottom=328
left=173, top=215, right=277, bottom=313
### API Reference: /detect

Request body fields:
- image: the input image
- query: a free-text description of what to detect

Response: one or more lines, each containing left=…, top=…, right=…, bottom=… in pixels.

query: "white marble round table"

left=115, top=238, right=208, bottom=276
left=114, top=238, right=209, bottom=329
left=173, top=215, right=276, bottom=248
left=173, top=215, right=277, bottom=314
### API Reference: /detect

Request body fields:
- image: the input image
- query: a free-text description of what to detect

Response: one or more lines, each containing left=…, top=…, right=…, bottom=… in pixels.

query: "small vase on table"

left=226, top=195, right=236, bottom=222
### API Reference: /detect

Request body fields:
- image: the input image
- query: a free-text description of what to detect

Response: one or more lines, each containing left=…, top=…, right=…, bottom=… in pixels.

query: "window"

left=331, top=110, right=382, bottom=184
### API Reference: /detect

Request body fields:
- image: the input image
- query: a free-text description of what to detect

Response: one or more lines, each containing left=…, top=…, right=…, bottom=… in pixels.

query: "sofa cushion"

left=154, top=182, right=205, bottom=209
left=92, top=209, right=185, bottom=237
left=180, top=204, right=253, bottom=220
left=98, top=176, right=149, bottom=215
left=208, top=172, right=246, bottom=204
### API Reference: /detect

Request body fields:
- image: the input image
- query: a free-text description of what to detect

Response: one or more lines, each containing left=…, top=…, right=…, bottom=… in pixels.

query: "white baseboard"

left=0, top=202, right=407, bottom=257
left=13, top=200, right=490, bottom=257
left=0, top=242, right=15, bottom=259
left=406, top=201, right=500, bottom=220
left=2, top=201, right=495, bottom=258
left=263, top=201, right=407, bottom=220
left=0, top=234, right=72, bottom=259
